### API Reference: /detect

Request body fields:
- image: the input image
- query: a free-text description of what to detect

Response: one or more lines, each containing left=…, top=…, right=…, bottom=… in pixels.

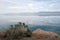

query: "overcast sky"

left=0, top=0, right=60, bottom=26
left=0, top=15, right=60, bottom=26
left=0, top=0, right=60, bottom=14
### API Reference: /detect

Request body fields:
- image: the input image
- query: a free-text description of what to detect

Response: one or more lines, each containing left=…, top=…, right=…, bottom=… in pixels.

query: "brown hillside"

left=32, top=29, right=60, bottom=40
left=0, top=29, right=60, bottom=40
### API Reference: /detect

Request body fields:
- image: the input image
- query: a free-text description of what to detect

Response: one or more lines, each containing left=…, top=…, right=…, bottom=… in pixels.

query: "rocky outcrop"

left=0, top=32, right=7, bottom=38
left=0, top=29, right=60, bottom=40
left=32, top=29, right=60, bottom=40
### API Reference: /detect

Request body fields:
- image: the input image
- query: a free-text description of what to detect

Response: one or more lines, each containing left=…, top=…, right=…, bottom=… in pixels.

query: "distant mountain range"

left=0, top=22, right=60, bottom=34
left=0, top=12, right=60, bottom=16
left=28, top=24, right=60, bottom=35
left=36, top=12, right=60, bottom=16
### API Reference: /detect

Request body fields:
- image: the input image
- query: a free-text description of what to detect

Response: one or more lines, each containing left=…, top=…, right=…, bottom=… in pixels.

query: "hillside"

left=0, top=22, right=60, bottom=40
left=32, top=29, right=60, bottom=40
left=0, top=29, right=60, bottom=40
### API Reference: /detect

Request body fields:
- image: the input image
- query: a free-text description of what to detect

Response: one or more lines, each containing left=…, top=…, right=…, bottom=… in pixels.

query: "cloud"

left=0, top=15, right=60, bottom=26
left=0, top=0, right=60, bottom=13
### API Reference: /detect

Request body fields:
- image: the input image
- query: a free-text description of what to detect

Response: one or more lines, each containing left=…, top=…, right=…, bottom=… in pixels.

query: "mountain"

left=28, top=24, right=60, bottom=35
left=36, top=12, right=60, bottom=16
left=0, top=22, right=60, bottom=35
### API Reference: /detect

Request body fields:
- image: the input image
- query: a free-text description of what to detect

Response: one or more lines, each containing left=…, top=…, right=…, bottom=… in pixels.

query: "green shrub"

left=6, top=22, right=32, bottom=39
left=26, top=28, right=32, bottom=37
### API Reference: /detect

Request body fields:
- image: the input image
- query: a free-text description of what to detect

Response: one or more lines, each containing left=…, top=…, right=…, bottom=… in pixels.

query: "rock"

left=32, top=29, right=60, bottom=40
left=0, top=32, right=7, bottom=38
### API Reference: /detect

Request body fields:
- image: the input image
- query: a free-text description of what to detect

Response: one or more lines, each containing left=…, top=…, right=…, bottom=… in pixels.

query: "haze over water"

left=0, top=14, right=60, bottom=26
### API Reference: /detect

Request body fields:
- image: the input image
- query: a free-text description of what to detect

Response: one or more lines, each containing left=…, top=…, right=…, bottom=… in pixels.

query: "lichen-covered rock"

left=32, top=29, right=60, bottom=40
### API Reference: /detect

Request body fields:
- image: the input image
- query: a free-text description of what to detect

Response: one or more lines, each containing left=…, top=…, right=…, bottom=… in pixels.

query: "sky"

left=0, top=0, right=60, bottom=13
left=0, top=15, right=60, bottom=26
left=0, top=0, right=60, bottom=26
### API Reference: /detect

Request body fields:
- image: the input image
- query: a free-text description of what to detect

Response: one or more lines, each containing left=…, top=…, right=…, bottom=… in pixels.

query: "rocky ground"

left=0, top=37, right=60, bottom=40
left=0, top=29, right=60, bottom=40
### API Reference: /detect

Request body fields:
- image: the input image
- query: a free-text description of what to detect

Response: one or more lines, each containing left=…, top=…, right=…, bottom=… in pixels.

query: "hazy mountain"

left=36, top=12, right=60, bottom=16
left=1, top=12, right=60, bottom=16
left=0, top=22, right=60, bottom=34
left=28, top=24, right=60, bottom=35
